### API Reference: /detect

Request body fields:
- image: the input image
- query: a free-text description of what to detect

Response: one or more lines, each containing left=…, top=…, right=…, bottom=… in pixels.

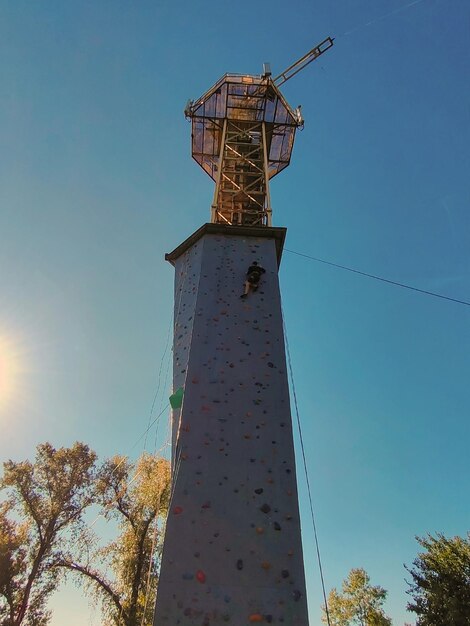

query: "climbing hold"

left=261, top=561, right=271, bottom=570
left=260, top=504, right=271, bottom=514
left=173, top=506, right=183, bottom=515
left=236, top=559, right=243, bottom=570
left=292, top=590, right=302, bottom=601
left=281, top=569, right=290, bottom=578
left=201, top=501, right=211, bottom=509
left=273, top=522, right=282, bottom=531
left=256, top=527, right=264, bottom=534
left=169, top=387, right=184, bottom=409
left=254, top=488, right=264, bottom=495
left=249, top=615, right=264, bottom=623
left=196, top=570, right=206, bottom=583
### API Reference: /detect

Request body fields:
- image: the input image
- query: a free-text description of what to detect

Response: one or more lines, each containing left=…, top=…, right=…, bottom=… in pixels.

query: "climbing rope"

left=282, top=308, right=332, bottom=626
left=143, top=317, right=172, bottom=451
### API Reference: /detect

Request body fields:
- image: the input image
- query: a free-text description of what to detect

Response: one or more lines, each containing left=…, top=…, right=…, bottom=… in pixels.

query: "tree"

left=60, top=453, right=171, bottom=626
left=322, top=568, right=392, bottom=626
left=0, top=442, right=97, bottom=626
left=406, top=532, right=470, bottom=626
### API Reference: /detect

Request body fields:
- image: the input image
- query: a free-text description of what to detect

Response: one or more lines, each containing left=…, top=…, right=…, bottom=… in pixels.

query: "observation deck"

left=185, top=73, right=303, bottom=227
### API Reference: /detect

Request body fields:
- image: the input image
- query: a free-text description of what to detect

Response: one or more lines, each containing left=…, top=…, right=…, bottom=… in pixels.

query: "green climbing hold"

left=169, top=387, right=184, bottom=409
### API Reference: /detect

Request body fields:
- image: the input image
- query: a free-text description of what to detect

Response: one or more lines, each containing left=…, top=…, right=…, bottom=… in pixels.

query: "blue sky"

left=1, top=1, right=469, bottom=624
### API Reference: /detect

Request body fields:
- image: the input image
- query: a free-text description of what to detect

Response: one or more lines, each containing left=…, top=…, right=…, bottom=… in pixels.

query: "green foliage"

left=63, top=453, right=171, bottom=626
left=0, top=443, right=97, bottom=626
left=0, top=444, right=171, bottom=626
left=322, top=568, right=392, bottom=626
left=406, top=532, right=470, bottom=626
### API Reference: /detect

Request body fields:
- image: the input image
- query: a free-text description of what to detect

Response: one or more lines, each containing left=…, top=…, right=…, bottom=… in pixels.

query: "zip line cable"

left=285, top=249, right=470, bottom=307
left=282, top=308, right=331, bottom=626
left=339, top=0, right=429, bottom=38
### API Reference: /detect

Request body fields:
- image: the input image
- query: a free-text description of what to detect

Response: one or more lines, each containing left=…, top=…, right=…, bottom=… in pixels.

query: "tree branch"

left=55, top=559, right=128, bottom=623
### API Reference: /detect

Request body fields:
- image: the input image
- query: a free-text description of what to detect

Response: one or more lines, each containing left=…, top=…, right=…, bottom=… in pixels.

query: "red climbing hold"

left=196, top=570, right=206, bottom=583
left=173, top=506, right=183, bottom=515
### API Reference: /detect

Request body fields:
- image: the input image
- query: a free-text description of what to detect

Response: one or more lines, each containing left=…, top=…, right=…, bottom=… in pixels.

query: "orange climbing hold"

left=249, top=615, right=264, bottom=623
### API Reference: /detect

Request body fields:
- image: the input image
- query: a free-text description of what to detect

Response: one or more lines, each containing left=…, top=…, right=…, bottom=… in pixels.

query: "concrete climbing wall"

left=153, top=227, right=309, bottom=626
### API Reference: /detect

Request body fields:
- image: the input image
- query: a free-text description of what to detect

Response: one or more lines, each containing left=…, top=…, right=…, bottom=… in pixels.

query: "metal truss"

left=211, top=119, right=272, bottom=227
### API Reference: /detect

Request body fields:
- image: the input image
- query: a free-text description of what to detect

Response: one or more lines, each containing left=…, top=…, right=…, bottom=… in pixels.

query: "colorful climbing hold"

left=196, top=570, right=206, bottom=583
left=173, top=506, right=183, bottom=515
left=249, top=614, right=264, bottom=623
left=169, top=387, right=184, bottom=409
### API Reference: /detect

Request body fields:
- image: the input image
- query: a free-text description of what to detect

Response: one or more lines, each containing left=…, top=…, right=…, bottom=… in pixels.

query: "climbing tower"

left=153, top=38, right=333, bottom=626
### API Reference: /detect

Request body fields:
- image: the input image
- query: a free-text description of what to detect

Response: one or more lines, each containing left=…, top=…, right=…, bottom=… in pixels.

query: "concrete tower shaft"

left=153, top=224, right=309, bottom=625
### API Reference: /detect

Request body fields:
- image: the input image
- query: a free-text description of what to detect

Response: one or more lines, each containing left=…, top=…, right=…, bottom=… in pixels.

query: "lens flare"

left=0, top=334, right=22, bottom=411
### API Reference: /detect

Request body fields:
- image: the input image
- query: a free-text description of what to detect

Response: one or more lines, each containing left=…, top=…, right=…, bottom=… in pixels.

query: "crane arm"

left=273, top=36, right=334, bottom=87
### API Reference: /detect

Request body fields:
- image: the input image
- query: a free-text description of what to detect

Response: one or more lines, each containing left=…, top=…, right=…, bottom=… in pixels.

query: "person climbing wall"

left=240, top=261, right=266, bottom=298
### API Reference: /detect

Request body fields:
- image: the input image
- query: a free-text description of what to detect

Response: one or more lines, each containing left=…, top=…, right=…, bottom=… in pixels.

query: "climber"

left=240, top=261, right=266, bottom=298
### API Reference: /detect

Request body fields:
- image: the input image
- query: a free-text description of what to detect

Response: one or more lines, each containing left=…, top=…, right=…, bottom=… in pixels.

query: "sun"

left=0, top=334, right=22, bottom=412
